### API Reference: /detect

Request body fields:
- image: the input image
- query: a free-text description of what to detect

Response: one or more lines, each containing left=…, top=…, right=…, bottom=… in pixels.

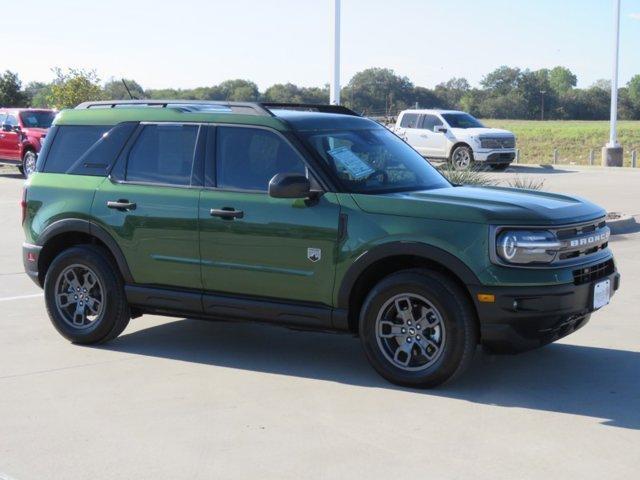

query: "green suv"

left=22, top=100, right=620, bottom=387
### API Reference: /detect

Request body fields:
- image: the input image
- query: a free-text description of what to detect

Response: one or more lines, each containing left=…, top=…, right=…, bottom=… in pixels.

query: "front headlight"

left=496, top=230, right=561, bottom=264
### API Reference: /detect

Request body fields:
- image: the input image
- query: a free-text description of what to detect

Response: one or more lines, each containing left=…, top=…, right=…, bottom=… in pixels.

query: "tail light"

left=21, top=186, right=27, bottom=225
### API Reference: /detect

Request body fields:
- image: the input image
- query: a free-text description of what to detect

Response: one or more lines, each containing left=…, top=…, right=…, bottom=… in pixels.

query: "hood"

left=351, top=186, right=606, bottom=226
left=22, top=127, right=48, bottom=136
left=450, top=127, right=513, bottom=137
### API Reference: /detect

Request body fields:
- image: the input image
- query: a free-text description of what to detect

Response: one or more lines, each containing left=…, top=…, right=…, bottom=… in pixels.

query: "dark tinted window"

left=20, top=111, right=55, bottom=129
left=399, top=113, right=419, bottom=128
left=43, top=125, right=110, bottom=173
left=126, top=124, right=198, bottom=186
left=216, top=127, right=305, bottom=191
left=441, top=113, right=484, bottom=129
left=420, top=114, right=443, bottom=131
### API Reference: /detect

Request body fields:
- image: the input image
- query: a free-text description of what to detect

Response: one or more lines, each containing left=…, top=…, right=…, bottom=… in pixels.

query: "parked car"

left=22, top=100, right=618, bottom=388
left=0, top=108, right=56, bottom=177
left=393, top=109, right=516, bottom=170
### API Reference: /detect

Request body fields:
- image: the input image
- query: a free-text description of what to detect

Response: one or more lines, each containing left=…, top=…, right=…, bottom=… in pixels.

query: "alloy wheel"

left=452, top=148, right=471, bottom=170
left=54, top=264, right=106, bottom=329
left=23, top=151, right=37, bottom=177
left=375, top=293, right=446, bottom=371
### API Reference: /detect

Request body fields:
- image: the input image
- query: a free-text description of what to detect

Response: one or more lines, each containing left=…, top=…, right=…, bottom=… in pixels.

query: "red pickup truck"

left=0, top=108, right=56, bottom=177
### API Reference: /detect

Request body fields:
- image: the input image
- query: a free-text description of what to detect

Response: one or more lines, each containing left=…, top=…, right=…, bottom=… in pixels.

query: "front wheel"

left=450, top=145, right=474, bottom=171
left=44, top=245, right=131, bottom=344
left=22, top=150, right=37, bottom=178
left=359, top=269, right=478, bottom=388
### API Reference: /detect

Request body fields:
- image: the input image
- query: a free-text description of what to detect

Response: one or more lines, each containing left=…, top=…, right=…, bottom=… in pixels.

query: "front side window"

left=215, top=127, right=306, bottom=191
left=441, top=113, right=484, bottom=129
left=399, top=113, right=419, bottom=128
left=126, top=124, right=198, bottom=186
left=20, top=111, right=56, bottom=129
left=420, top=114, right=443, bottom=131
left=301, top=127, right=450, bottom=194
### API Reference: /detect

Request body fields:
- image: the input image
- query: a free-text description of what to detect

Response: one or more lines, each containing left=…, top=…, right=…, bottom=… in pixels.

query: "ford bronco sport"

left=22, top=100, right=619, bottom=387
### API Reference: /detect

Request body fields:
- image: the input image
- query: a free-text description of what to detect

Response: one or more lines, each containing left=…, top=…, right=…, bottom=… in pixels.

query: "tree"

left=48, top=68, right=103, bottom=109
left=217, top=79, right=259, bottom=101
left=434, top=77, right=470, bottom=109
left=0, top=70, right=28, bottom=107
left=626, top=75, right=640, bottom=106
left=343, top=68, right=414, bottom=115
left=263, top=83, right=304, bottom=103
left=548, top=66, right=577, bottom=94
left=103, top=78, right=145, bottom=100
left=480, top=66, right=521, bottom=95
left=25, top=81, right=52, bottom=108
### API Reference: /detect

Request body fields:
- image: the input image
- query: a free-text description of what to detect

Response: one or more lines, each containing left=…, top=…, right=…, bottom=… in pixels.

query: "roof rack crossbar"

left=74, top=100, right=274, bottom=116
left=260, top=102, right=360, bottom=116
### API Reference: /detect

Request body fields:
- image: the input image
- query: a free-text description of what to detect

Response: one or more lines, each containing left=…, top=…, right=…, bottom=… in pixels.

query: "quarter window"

left=399, top=113, right=419, bottom=128
left=215, top=127, right=306, bottom=191
left=126, top=124, right=198, bottom=186
left=43, top=125, right=110, bottom=173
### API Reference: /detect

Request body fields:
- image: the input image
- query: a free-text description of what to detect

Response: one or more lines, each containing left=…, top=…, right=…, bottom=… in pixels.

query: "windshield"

left=19, top=111, right=55, bottom=129
left=441, top=113, right=484, bottom=129
left=301, top=127, right=450, bottom=194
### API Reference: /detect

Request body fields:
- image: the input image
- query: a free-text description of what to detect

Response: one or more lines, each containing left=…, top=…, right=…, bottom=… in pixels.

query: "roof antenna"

left=121, top=79, right=137, bottom=100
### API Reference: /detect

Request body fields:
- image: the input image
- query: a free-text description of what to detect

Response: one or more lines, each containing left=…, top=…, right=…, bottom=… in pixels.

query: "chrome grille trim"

left=480, top=136, right=516, bottom=149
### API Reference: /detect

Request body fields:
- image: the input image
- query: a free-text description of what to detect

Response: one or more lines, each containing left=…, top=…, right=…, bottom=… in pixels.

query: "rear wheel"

left=359, top=269, right=478, bottom=388
left=44, top=245, right=130, bottom=344
left=21, top=150, right=37, bottom=178
left=450, top=145, right=474, bottom=170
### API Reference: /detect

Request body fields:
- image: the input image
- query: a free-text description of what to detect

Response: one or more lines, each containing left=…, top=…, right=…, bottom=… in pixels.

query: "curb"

left=607, top=213, right=639, bottom=235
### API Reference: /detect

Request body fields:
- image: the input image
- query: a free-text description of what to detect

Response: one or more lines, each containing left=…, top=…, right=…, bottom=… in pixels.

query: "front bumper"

left=474, top=149, right=516, bottom=163
left=469, top=270, right=620, bottom=352
left=23, top=242, right=42, bottom=287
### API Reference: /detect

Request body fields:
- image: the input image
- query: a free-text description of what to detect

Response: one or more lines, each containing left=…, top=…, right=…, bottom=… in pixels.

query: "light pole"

left=330, top=0, right=341, bottom=105
left=602, top=0, right=623, bottom=166
left=540, top=90, right=546, bottom=121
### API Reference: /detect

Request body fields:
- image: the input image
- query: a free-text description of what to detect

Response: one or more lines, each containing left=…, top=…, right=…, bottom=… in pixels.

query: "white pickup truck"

left=392, top=109, right=516, bottom=170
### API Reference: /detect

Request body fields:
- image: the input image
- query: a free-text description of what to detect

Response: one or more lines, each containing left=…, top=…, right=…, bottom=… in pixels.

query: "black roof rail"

left=260, top=103, right=360, bottom=116
left=74, top=100, right=273, bottom=116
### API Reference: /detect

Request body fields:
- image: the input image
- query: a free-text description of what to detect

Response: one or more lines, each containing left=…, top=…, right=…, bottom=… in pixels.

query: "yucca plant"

left=438, top=164, right=497, bottom=187
left=505, top=176, right=545, bottom=191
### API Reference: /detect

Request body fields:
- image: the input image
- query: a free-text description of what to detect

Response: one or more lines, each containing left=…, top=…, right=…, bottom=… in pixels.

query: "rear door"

left=198, top=125, right=341, bottom=306
left=396, top=113, right=427, bottom=155
left=92, top=123, right=202, bottom=289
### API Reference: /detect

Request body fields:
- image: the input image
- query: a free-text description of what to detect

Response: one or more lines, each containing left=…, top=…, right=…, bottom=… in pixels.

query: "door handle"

left=107, top=200, right=137, bottom=211
left=210, top=208, right=244, bottom=220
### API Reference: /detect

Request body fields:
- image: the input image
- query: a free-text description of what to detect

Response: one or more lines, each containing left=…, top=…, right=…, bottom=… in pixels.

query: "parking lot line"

left=0, top=293, right=43, bottom=302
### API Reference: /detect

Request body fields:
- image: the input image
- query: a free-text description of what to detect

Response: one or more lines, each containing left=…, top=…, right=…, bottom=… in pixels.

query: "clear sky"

left=3, top=0, right=640, bottom=90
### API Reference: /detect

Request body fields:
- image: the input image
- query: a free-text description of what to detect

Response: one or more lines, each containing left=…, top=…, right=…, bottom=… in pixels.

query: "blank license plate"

left=593, top=279, right=611, bottom=310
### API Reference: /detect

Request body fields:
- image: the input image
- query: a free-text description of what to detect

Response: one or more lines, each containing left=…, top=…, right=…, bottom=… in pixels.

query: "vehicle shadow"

left=503, top=165, right=573, bottom=174
left=0, top=170, right=24, bottom=179
left=101, top=318, right=640, bottom=430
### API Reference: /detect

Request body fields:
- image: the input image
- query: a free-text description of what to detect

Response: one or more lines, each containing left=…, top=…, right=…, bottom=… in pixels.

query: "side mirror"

left=434, top=126, right=448, bottom=134
left=268, top=173, right=311, bottom=199
left=1, top=124, right=13, bottom=132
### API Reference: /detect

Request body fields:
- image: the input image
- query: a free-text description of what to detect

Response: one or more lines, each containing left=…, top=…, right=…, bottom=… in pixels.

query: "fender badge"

left=307, top=248, right=321, bottom=262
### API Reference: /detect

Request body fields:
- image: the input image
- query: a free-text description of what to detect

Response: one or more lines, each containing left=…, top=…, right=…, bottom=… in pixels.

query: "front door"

left=199, top=125, right=341, bottom=306
left=0, top=113, right=21, bottom=161
left=92, top=123, right=202, bottom=289
left=418, top=114, right=448, bottom=158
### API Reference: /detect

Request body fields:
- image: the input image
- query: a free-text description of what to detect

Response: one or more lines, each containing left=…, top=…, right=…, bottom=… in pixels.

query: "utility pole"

left=540, top=90, right=546, bottom=121
left=602, top=0, right=623, bottom=166
left=330, top=0, right=341, bottom=105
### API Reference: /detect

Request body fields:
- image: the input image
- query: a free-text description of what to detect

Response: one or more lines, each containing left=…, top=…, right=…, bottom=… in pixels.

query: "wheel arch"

left=448, top=142, right=473, bottom=160
left=36, top=219, right=133, bottom=286
left=337, top=242, right=480, bottom=334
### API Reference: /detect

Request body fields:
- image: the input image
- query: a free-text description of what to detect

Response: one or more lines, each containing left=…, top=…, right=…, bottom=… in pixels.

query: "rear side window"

left=215, top=127, right=306, bottom=191
left=43, top=125, right=111, bottom=173
left=399, top=113, right=419, bottom=128
left=126, top=124, right=198, bottom=186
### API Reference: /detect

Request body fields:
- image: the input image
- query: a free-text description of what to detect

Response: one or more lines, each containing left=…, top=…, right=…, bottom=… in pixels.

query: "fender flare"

left=336, top=241, right=480, bottom=310
left=38, top=219, right=134, bottom=283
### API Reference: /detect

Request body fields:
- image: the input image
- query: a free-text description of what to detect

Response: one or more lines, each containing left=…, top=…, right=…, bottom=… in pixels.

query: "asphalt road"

left=0, top=165, right=638, bottom=480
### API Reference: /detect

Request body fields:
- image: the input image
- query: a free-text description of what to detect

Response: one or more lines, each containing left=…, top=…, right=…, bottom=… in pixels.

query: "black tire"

left=359, top=269, right=478, bottom=388
left=490, top=163, right=510, bottom=171
left=21, top=150, right=37, bottom=178
left=450, top=145, right=474, bottom=171
left=44, top=245, right=130, bottom=344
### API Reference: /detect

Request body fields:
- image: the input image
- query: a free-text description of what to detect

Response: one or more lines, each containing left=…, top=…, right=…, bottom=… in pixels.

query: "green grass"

left=482, top=119, right=640, bottom=167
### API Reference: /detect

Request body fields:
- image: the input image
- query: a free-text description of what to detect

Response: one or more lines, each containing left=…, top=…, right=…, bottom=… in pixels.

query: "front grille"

left=573, top=259, right=614, bottom=285
left=480, top=136, right=515, bottom=149
left=555, top=219, right=610, bottom=262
